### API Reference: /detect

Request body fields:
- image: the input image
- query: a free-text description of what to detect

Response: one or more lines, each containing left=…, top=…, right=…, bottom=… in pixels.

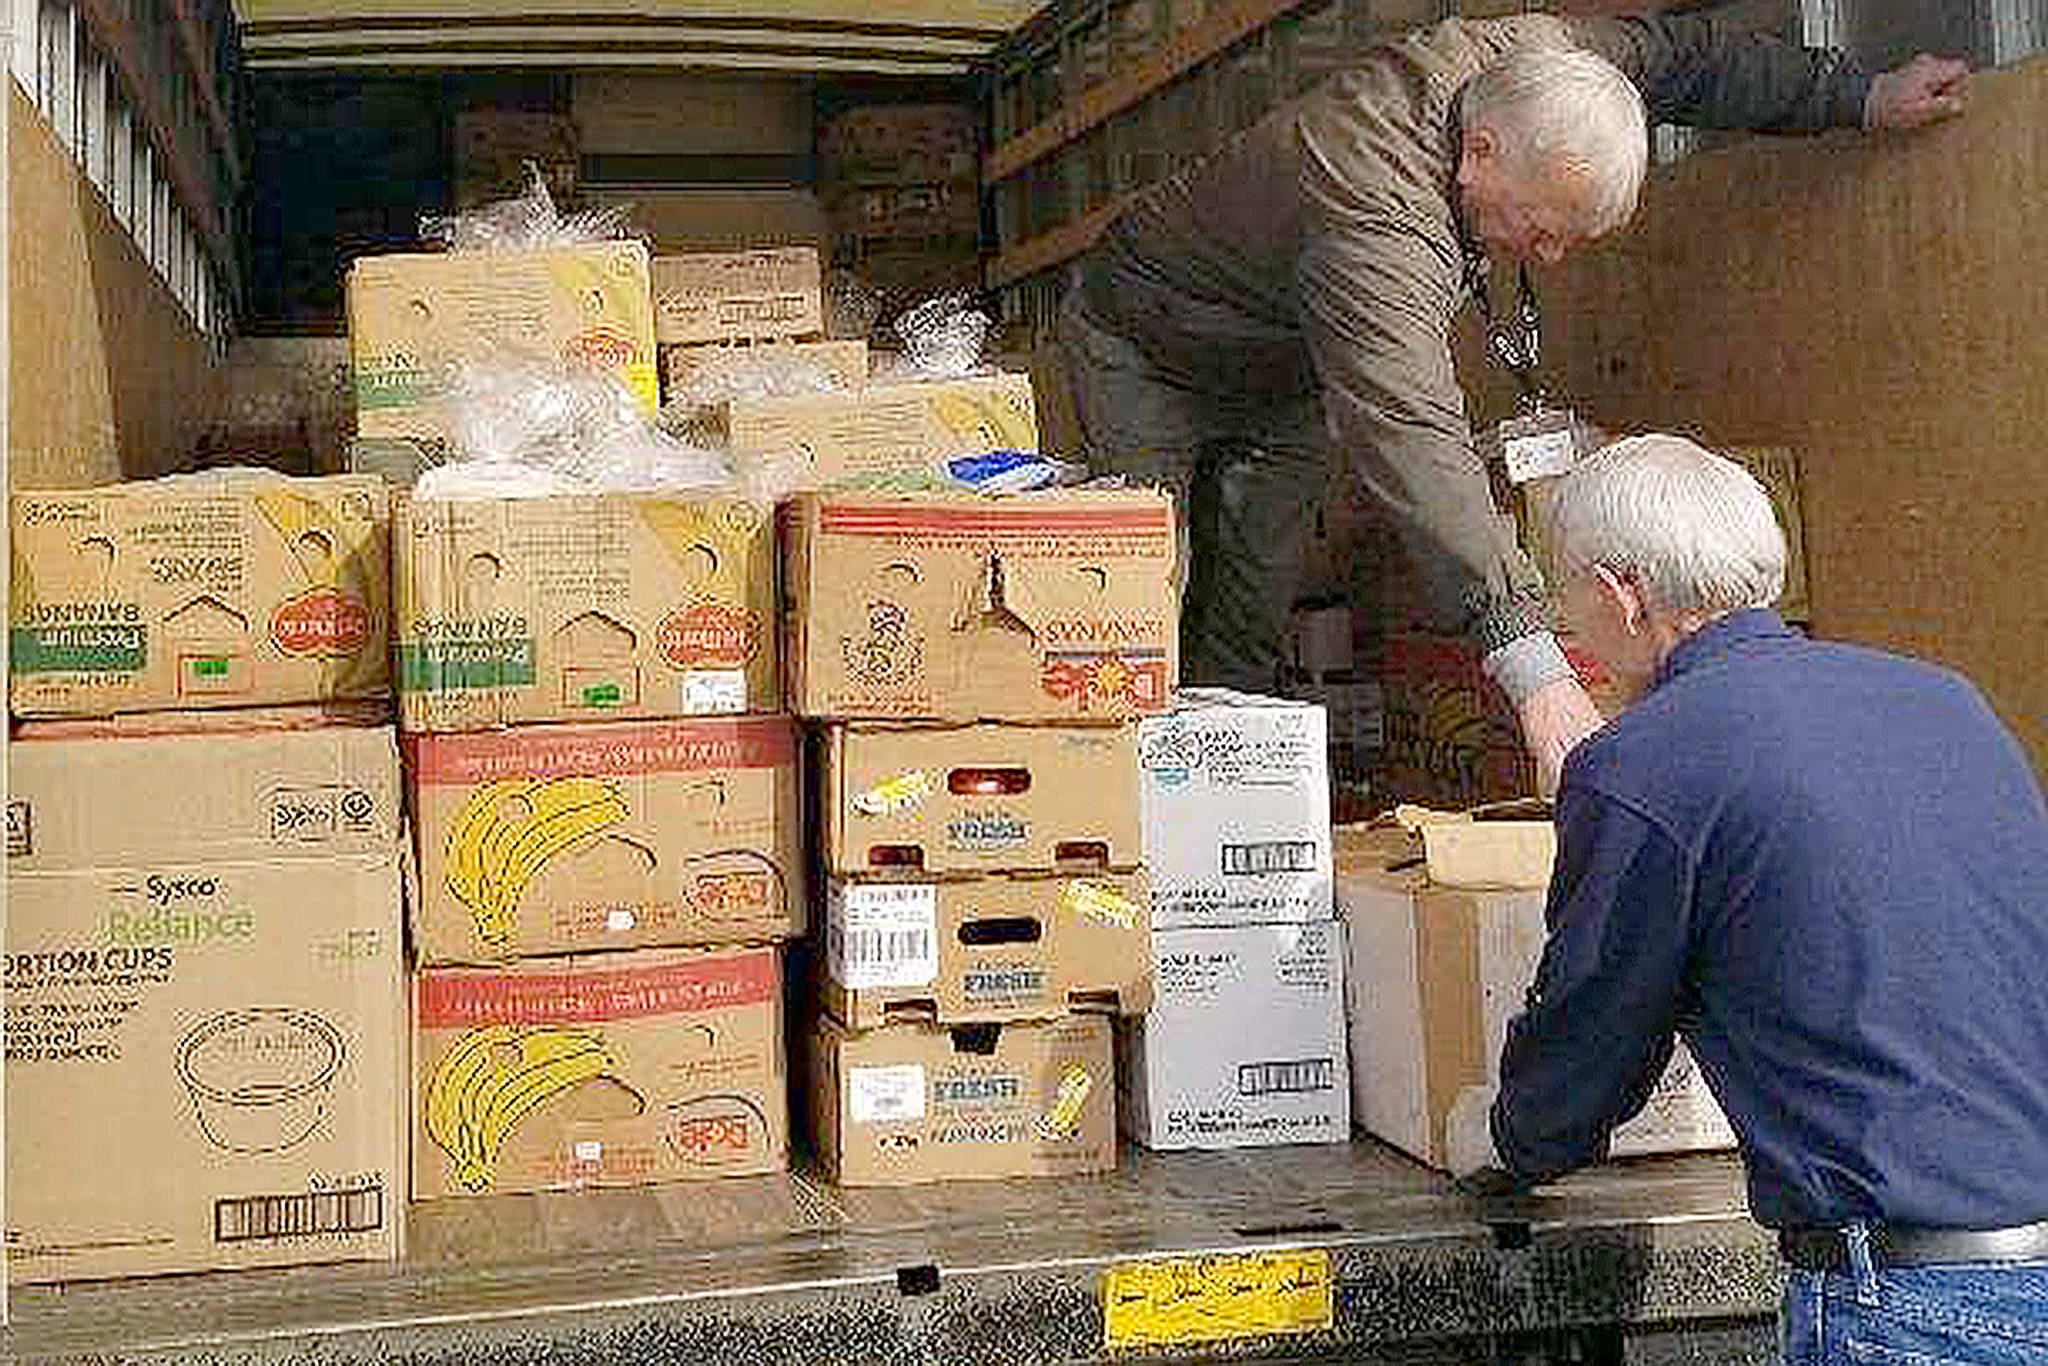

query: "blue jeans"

left=1781, top=1224, right=2048, bottom=1363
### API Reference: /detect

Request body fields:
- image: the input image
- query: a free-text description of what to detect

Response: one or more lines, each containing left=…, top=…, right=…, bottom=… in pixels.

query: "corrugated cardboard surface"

left=650, top=248, right=824, bottom=345
left=820, top=722, right=1143, bottom=877
left=1373, top=633, right=1531, bottom=808
left=1119, top=922, right=1351, bottom=1151
left=346, top=242, right=658, bottom=442
left=784, top=490, right=1178, bottom=722
left=1336, top=836, right=1734, bottom=1170
left=394, top=493, right=777, bottom=731
left=9, top=473, right=392, bottom=716
left=1137, top=693, right=1333, bottom=928
left=729, top=373, right=1040, bottom=491
left=5, top=726, right=405, bottom=1283
left=820, top=871, right=1151, bottom=1027
left=808, top=1014, right=1115, bottom=1186
left=1538, top=59, right=2048, bottom=772
left=405, top=716, right=803, bottom=963
left=661, top=338, right=868, bottom=406
left=8, top=88, right=220, bottom=488
left=413, top=947, right=787, bottom=1200
left=8, top=721, right=400, bottom=872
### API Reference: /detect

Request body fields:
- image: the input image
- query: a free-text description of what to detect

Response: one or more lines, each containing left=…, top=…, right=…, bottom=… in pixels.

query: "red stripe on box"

left=819, top=506, right=1171, bottom=538
left=418, top=950, right=777, bottom=1028
left=405, top=716, right=795, bottom=786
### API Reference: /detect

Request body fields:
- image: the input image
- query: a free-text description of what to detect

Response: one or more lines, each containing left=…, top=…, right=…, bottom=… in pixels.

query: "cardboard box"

left=824, top=180, right=979, bottom=239
left=821, top=871, right=1151, bottom=1028
left=661, top=338, right=868, bottom=405
left=348, top=242, right=659, bottom=444
left=1137, top=693, right=1333, bottom=928
left=818, top=103, right=977, bottom=183
left=784, top=490, right=1178, bottom=721
left=728, top=373, right=1039, bottom=491
left=820, top=722, right=1142, bottom=877
left=406, top=716, right=803, bottom=963
left=414, top=947, right=787, bottom=1199
left=1374, top=633, right=1531, bottom=808
left=808, top=1014, right=1115, bottom=1186
left=5, top=724, right=404, bottom=1283
left=1335, top=819, right=1736, bottom=1171
left=10, top=473, right=391, bottom=717
left=1118, top=922, right=1351, bottom=1151
left=651, top=247, right=824, bottom=345
left=394, top=493, right=777, bottom=731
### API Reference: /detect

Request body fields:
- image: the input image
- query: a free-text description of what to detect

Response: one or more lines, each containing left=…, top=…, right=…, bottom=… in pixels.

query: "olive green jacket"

left=1079, top=12, right=1869, bottom=655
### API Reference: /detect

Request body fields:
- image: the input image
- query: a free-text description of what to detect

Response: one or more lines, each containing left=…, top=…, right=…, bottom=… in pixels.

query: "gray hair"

left=1549, top=434, right=1787, bottom=617
left=1459, top=44, right=1649, bottom=238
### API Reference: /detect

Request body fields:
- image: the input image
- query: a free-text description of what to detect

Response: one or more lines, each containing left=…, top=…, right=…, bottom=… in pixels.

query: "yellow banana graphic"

left=444, top=776, right=631, bottom=947
left=444, top=779, right=540, bottom=912
left=464, top=1039, right=616, bottom=1189
left=253, top=491, right=343, bottom=579
left=424, top=1025, right=625, bottom=1191
left=1036, top=1063, right=1093, bottom=1142
left=483, top=789, right=632, bottom=938
left=424, top=1024, right=517, bottom=1167
left=929, top=391, right=1036, bottom=451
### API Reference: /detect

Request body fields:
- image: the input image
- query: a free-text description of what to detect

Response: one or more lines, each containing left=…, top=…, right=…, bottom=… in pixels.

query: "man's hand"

left=1865, top=54, right=1970, bottom=129
left=1517, top=675, right=1605, bottom=798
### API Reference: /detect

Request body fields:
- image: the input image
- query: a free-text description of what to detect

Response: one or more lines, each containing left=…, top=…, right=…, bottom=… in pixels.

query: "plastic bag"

left=420, top=165, right=631, bottom=252
left=415, top=359, right=735, bottom=500
left=875, top=292, right=992, bottom=382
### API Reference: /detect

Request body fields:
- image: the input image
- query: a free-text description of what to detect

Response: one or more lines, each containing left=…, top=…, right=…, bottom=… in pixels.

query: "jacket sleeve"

left=1567, top=12, right=1872, bottom=131
left=1295, top=164, right=1550, bottom=653
left=1491, top=780, right=1695, bottom=1183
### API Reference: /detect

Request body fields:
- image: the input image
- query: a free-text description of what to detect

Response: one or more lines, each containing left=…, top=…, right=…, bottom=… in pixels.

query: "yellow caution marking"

left=1102, top=1249, right=1333, bottom=1350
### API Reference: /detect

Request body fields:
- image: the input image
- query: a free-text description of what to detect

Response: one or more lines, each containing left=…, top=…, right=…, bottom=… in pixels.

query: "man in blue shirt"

left=1487, top=434, right=2048, bottom=1362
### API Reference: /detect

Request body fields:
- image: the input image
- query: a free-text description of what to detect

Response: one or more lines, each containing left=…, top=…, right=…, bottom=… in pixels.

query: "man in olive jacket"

left=1060, top=11, right=1966, bottom=790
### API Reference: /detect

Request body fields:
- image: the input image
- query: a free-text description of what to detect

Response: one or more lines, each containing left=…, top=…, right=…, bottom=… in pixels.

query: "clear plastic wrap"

left=875, top=292, right=991, bottom=382
left=415, top=360, right=735, bottom=501
left=420, top=165, right=631, bottom=252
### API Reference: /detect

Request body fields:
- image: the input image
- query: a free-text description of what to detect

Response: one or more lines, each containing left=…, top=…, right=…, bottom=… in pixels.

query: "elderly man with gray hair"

left=1062, top=12, right=1967, bottom=792
left=1485, top=435, right=2048, bottom=1362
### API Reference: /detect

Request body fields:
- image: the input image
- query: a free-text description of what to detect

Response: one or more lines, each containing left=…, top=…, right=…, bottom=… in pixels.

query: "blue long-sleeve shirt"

left=1493, top=610, right=2048, bottom=1231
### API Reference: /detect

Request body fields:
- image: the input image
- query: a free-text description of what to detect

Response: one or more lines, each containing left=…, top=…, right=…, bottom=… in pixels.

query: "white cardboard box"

left=1119, top=921, right=1351, bottom=1151
left=1335, top=821, right=1735, bottom=1171
left=1137, top=692, right=1333, bottom=928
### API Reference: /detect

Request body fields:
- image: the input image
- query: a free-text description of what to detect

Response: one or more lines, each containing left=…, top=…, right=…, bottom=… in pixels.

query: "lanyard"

left=1466, top=254, right=1547, bottom=407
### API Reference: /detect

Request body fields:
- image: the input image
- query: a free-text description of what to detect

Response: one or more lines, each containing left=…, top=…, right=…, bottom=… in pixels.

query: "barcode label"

left=1238, top=1058, right=1336, bottom=1096
left=829, top=883, right=939, bottom=990
left=215, top=1186, right=384, bottom=1243
left=6, top=801, right=30, bottom=857
left=1220, top=841, right=1320, bottom=876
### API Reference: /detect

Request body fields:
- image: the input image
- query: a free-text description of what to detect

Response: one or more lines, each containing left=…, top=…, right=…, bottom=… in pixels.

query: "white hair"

left=1459, top=44, right=1649, bottom=238
left=1549, top=434, right=1787, bottom=617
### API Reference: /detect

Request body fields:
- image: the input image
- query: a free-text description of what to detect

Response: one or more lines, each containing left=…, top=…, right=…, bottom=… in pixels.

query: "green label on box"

left=188, top=656, right=233, bottom=679
left=354, top=365, right=427, bottom=411
left=399, top=638, right=537, bottom=691
left=11, top=625, right=146, bottom=673
left=580, top=681, right=624, bottom=707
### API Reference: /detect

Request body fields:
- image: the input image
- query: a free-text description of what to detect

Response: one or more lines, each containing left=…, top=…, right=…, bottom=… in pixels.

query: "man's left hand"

left=1865, top=54, right=1971, bottom=129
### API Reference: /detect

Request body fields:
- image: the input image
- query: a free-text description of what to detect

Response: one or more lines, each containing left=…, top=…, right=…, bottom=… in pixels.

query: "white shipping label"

left=849, top=1064, right=928, bottom=1124
left=682, top=669, right=748, bottom=714
left=830, top=883, right=939, bottom=989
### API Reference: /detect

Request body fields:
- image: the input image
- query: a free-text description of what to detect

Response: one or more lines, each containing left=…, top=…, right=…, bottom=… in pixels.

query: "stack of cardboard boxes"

left=6, top=472, right=407, bottom=1282
left=346, top=236, right=806, bottom=1201
left=788, top=487, right=1177, bottom=1184
left=1120, top=693, right=1353, bottom=1151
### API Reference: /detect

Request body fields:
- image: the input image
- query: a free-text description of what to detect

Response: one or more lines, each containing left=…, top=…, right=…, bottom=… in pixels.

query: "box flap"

left=1417, top=821, right=1555, bottom=890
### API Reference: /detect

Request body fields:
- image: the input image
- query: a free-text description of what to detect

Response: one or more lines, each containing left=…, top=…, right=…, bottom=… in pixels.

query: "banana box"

left=10, top=472, right=391, bottom=717
left=347, top=241, right=659, bottom=447
left=651, top=247, right=824, bottom=345
left=819, top=721, right=1143, bottom=877
left=820, top=871, right=1152, bottom=1028
left=807, top=1014, right=1115, bottom=1186
left=6, top=716, right=405, bottom=1283
left=414, top=946, right=787, bottom=1199
left=406, top=716, right=804, bottom=963
left=727, top=372, right=1039, bottom=491
left=394, top=493, right=777, bottom=731
left=782, top=490, right=1179, bottom=722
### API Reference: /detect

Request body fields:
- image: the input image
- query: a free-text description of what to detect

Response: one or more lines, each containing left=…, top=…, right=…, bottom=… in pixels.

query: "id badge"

left=1492, top=406, right=1581, bottom=485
